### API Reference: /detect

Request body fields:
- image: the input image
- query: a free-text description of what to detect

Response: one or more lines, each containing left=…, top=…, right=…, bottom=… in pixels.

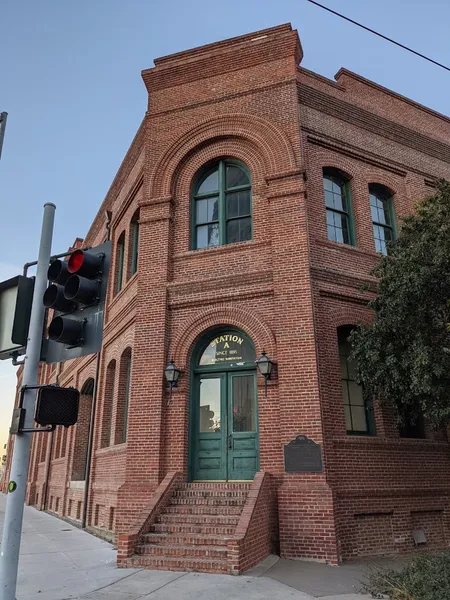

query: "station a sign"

left=199, top=333, right=255, bottom=366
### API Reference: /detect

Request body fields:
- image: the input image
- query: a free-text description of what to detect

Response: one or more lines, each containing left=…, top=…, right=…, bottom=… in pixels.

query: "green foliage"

left=364, top=552, right=450, bottom=600
left=350, top=181, right=450, bottom=427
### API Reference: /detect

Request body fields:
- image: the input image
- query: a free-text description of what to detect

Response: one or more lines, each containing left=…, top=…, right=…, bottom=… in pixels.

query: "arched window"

left=129, top=210, right=139, bottom=278
left=115, top=348, right=132, bottom=444
left=192, top=160, right=252, bottom=250
left=71, top=378, right=95, bottom=480
left=323, top=169, right=355, bottom=246
left=101, top=360, right=116, bottom=448
left=338, top=326, right=375, bottom=435
left=115, top=232, right=125, bottom=294
left=369, top=184, right=396, bottom=255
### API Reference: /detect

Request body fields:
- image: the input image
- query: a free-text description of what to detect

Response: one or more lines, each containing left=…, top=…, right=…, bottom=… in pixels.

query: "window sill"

left=333, top=436, right=448, bottom=448
left=174, top=240, right=269, bottom=261
left=314, top=237, right=379, bottom=259
left=95, top=443, right=126, bottom=457
left=109, top=272, right=138, bottom=308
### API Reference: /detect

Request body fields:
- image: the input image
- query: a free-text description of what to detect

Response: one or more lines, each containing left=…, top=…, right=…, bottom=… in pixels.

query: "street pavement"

left=0, top=495, right=375, bottom=600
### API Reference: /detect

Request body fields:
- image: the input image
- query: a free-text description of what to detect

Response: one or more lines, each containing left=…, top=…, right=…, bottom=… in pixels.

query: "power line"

left=306, top=0, right=450, bottom=73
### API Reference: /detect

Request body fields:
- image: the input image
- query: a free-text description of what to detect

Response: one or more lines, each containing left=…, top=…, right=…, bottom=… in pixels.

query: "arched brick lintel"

left=171, top=305, right=276, bottom=368
left=149, top=114, right=298, bottom=197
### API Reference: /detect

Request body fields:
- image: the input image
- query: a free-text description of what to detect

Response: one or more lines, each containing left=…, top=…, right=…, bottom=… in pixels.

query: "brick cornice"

left=143, top=26, right=300, bottom=93
left=298, top=83, right=450, bottom=165
left=168, top=286, right=274, bottom=310
left=305, top=131, right=406, bottom=177
left=148, top=78, right=297, bottom=118
left=319, top=289, right=370, bottom=306
left=335, top=67, right=450, bottom=128
left=168, top=270, right=272, bottom=301
left=312, top=266, right=377, bottom=294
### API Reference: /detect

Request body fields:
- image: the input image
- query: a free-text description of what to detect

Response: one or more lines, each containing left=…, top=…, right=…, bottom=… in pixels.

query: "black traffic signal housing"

left=42, top=242, right=111, bottom=363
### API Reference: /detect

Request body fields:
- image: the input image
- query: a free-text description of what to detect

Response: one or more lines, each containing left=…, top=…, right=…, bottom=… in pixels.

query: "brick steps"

left=169, top=496, right=246, bottom=507
left=151, top=522, right=236, bottom=535
left=142, top=532, right=232, bottom=546
left=157, top=513, right=239, bottom=526
left=173, top=489, right=248, bottom=499
left=128, top=555, right=228, bottom=574
left=178, top=482, right=251, bottom=490
left=129, top=481, right=251, bottom=573
left=164, top=505, right=242, bottom=516
left=136, top=543, right=227, bottom=559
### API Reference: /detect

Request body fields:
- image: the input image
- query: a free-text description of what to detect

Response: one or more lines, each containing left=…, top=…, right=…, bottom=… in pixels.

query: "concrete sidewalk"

left=0, top=495, right=375, bottom=600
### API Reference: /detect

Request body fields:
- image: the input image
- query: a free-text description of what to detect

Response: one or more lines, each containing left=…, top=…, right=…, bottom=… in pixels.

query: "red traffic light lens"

left=68, top=250, right=84, bottom=273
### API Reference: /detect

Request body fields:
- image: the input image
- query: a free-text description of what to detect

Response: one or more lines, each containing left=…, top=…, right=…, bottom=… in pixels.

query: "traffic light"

left=200, top=405, right=216, bottom=432
left=42, top=242, right=111, bottom=363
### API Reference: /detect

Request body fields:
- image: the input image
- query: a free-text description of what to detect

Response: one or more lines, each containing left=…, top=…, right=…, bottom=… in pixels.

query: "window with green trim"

left=114, top=347, right=132, bottom=445
left=129, top=210, right=139, bottom=278
left=338, top=326, right=375, bottom=436
left=323, top=169, right=354, bottom=246
left=116, top=233, right=125, bottom=294
left=192, top=160, right=252, bottom=250
left=369, top=184, right=396, bottom=255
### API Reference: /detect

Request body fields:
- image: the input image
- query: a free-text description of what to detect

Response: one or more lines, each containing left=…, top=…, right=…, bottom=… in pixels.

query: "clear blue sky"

left=0, top=0, right=449, bottom=448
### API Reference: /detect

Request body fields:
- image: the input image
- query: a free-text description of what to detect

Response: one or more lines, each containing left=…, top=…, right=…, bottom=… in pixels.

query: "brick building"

left=7, top=23, right=450, bottom=573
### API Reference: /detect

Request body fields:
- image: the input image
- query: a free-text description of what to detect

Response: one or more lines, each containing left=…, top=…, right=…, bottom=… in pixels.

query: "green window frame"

left=369, top=184, right=396, bottom=255
left=323, top=169, right=355, bottom=246
left=130, top=214, right=139, bottom=277
left=192, top=159, right=252, bottom=250
left=338, top=326, right=375, bottom=436
left=116, top=233, right=125, bottom=294
left=122, top=353, right=131, bottom=443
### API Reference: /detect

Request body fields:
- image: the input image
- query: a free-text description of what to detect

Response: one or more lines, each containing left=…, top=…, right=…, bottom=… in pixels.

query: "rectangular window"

left=323, top=172, right=354, bottom=246
left=130, top=220, right=139, bottom=276
left=116, top=237, right=124, bottom=293
left=339, top=327, right=375, bottom=436
left=122, top=357, right=131, bottom=443
left=369, top=185, right=395, bottom=255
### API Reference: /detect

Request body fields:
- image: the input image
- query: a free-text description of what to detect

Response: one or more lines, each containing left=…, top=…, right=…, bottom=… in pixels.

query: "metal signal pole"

left=0, top=203, right=55, bottom=600
left=0, top=113, right=8, bottom=160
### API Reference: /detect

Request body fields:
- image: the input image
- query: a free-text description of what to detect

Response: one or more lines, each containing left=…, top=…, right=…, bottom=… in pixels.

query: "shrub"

left=364, top=552, right=450, bottom=600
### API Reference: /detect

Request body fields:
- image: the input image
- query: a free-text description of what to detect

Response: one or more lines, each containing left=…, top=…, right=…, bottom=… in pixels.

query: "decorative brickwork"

left=8, top=23, right=450, bottom=572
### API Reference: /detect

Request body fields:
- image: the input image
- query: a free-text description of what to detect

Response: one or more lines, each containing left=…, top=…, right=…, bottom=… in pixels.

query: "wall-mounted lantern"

left=164, top=359, right=181, bottom=402
left=255, top=351, right=273, bottom=396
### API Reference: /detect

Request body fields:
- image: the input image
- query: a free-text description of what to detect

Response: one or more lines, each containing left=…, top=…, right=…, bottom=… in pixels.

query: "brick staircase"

left=130, top=482, right=250, bottom=573
left=118, top=471, right=272, bottom=574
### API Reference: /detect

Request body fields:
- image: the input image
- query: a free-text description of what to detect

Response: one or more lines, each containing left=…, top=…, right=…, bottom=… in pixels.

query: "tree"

left=350, top=180, right=450, bottom=428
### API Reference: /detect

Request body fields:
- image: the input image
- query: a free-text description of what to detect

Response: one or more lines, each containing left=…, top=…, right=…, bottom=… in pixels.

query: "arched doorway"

left=189, top=329, right=259, bottom=481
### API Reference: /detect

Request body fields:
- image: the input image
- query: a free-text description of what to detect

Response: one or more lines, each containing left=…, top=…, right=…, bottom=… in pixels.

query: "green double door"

left=191, top=371, right=259, bottom=481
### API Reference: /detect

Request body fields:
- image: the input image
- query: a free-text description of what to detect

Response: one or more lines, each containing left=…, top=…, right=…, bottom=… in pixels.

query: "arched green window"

left=369, top=184, right=396, bottom=255
left=192, top=160, right=252, bottom=250
left=129, top=210, right=139, bottom=278
left=323, top=169, right=355, bottom=246
left=115, top=232, right=125, bottom=294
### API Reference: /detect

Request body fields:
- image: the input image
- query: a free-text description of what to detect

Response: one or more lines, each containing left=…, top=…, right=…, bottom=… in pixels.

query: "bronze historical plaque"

left=284, top=435, right=323, bottom=473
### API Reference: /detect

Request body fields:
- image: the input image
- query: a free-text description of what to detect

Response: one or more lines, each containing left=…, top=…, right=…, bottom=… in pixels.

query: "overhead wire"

left=306, top=0, right=450, bottom=73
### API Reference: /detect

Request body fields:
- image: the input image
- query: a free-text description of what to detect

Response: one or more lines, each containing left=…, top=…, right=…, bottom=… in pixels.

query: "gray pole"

left=0, top=113, right=8, bottom=160
left=0, top=203, right=55, bottom=600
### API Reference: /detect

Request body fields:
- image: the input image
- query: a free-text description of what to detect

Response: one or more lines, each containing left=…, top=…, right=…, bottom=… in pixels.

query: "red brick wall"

left=15, top=23, right=450, bottom=564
